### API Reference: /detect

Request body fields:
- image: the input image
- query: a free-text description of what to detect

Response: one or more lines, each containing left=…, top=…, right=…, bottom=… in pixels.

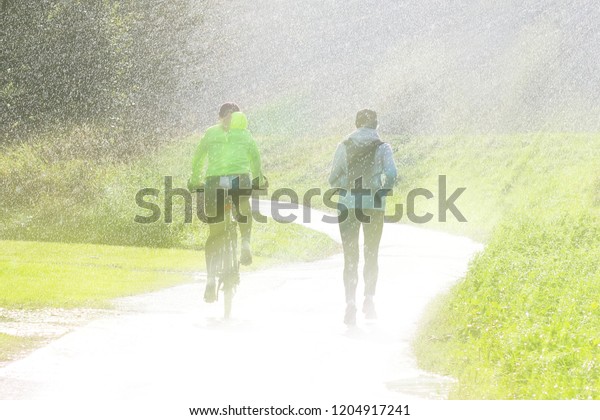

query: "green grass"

left=0, top=132, right=340, bottom=254
left=0, top=219, right=337, bottom=310
left=0, top=240, right=205, bottom=309
left=386, top=133, right=600, bottom=239
left=416, top=214, right=600, bottom=398
left=410, top=133, right=600, bottom=399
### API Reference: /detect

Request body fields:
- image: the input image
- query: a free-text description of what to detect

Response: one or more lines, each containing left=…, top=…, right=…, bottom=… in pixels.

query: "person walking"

left=328, top=109, right=397, bottom=325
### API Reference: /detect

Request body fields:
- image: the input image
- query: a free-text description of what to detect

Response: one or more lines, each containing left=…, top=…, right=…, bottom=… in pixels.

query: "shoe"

left=204, top=279, right=217, bottom=303
left=363, top=297, right=377, bottom=320
left=240, top=239, right=253, bottom=266
left=344, top=303, right=357, bottom=326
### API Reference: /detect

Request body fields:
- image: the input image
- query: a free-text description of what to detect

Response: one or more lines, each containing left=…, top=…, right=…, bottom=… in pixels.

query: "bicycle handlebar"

left=188, top=176, right=269, bottom=193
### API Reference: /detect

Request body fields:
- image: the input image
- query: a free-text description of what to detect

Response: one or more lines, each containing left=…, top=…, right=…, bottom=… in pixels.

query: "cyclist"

left=189, top=103, right=264, bottom=303
left=328, top=109, right=397, bottom=325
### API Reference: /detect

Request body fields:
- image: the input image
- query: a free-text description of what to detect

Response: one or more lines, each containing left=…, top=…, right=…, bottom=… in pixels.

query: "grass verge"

left=410, top=133, right=600, bottom=399
left=0, top=240, right=204, bottom=309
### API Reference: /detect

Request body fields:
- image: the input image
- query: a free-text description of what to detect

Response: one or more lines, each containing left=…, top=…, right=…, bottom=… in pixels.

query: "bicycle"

left=217, top=185, right=239, bottom=319
left=191, top=175, right=267, bottom=319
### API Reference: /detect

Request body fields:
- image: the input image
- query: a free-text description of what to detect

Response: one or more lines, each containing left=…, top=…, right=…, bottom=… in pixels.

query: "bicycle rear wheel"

left=223, top=286, right=233, bottom=319
left=222, top=221, right=239, bottom=319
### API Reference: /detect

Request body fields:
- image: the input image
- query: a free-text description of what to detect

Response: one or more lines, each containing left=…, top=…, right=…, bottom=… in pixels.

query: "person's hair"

left=355, top=109, right=378, bottom=129
left=219, top=102, right=240, bottom=118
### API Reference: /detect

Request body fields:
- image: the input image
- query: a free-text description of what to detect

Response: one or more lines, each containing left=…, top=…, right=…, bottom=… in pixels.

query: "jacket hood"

left=347, top=127, right=380, bottom=145
left=229, top=111, right=248, bottom=130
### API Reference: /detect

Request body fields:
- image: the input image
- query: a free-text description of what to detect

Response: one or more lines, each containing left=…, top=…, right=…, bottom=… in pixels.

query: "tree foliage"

left=0, top=0, right=205, bottom=155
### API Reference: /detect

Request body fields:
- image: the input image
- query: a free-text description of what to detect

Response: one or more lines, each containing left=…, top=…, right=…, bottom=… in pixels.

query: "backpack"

left=343, top=138, right=383, bottom=189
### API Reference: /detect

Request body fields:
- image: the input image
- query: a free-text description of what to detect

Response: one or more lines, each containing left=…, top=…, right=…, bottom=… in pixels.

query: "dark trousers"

left=204, top=196, right=251, bottom=279
left=203, top=175, right=252, bottom=279
left=338, top=208, right=385, bottom=304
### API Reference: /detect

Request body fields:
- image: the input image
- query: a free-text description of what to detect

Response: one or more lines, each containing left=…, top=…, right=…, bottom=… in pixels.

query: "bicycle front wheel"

left=221, top=219, right=239, bottom=319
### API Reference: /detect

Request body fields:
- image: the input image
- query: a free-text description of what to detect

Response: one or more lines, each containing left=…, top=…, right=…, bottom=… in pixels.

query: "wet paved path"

left=0, top=205, right=481, bottom=402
